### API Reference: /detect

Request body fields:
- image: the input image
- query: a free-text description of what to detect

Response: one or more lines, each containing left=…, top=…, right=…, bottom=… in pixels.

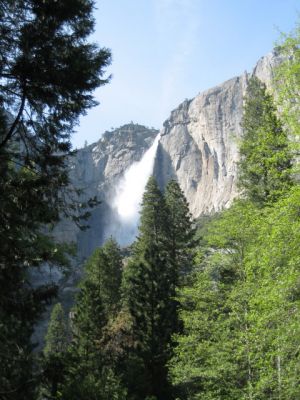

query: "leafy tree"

left=171, top=25, right=300, bottom=400
left=0, top=0, right=110, bottom=397
left=238, top=76, right=293, bottom=205
left=275, top=20, right=300, bottom=139
left=170, top=186, right=300, bottom=400
left=246, top=187, right=300, bottom=400
left=169, top=200, right=260, bottom=400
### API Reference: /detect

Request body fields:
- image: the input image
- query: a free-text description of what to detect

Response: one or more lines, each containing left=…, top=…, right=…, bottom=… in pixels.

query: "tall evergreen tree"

left=239, top=76, right=293, bottom=205
left=70, top=239, right=123, bottom=364
left=85, top=238, right=123, bottom=316
left=122, top=177, right=175, bottom=400
left=41, top=303, right=69, bottom=400
left=44, top=303, right=69, bottom=358
left=59, top=239, right=125, bottom=400
left=164, top=179, right=195, bottom=280
left=0, top=1, right=111, bottom=397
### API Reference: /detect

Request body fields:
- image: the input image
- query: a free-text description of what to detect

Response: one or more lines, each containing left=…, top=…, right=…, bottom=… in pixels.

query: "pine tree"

left=69, top=243, right=120, bottom=376
left=41, top=303, right=69, bottom=399
left=85, top=238, right=123, bottom=316
left=44, top=303, right=69, bottom=358
left=164, top=179, right=195, bottom=280
left=136, top=176, right=168, bottom=250
left=0, top=1, right=111, bottom=397
left=59, top=240, right=125, bottom=399
left=239, top=76, right=293, bottom=205
left=122, top=177, right=175, bottom=400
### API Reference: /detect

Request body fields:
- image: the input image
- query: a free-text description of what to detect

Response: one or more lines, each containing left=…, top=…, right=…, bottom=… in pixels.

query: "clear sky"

left=72, top=0, right=299, bottom=149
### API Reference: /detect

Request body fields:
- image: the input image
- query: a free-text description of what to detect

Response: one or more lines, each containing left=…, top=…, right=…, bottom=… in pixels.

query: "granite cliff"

left=155, top=50, right=283, bottom=217
left=54, top=123, right=159, bottom=258
left=32, top=124, right=158, bottom=344
left=33, top=50, right=283, bottom=345
left=60, top=50, right=282, bottom=258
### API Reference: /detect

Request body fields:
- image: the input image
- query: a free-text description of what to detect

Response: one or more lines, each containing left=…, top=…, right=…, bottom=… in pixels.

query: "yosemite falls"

left=105, top=133, right=161, bottom=245
left=32, top=50, right=281, bottom=344
left=55, top=50, right=280, bottom=259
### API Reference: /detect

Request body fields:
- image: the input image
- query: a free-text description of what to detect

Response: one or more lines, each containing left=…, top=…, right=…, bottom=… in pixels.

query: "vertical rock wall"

left=155, top=50, right=282, bottom=217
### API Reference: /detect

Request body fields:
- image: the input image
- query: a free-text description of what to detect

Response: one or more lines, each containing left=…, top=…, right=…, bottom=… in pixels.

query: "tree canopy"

left=238, top=76, right=293, bottom=205
left=0, top=1, right=111, bottom=398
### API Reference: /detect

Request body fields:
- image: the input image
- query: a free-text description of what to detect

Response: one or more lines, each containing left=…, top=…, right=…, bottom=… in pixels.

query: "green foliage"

left=170, top=52, right=299, bottom=397
left=0, top=0, right=111, bottom=397
left=275, top=20, right=300, bottom=140
left=120, top=177, right=195, bottom=400
left=135, top=176, right=168, bottom=250
left=72, top=280, right=106, bottom=356
left=54, top=239, right=126, bottom=399
left=170, top=188, right=300, bottom=400
left=40, top=303, right=69, bottom=400
left=169, top=201, right=255, bottom=399
left=164, top=179, right=195, bottom=280
left=44, top=303, right=69, bottom=358
left=238, top=76, right=293, bottom=205
left=84, top=238, right=123, bottom=316
left=60, top=367, right=127, bottom=400
left=122, top=177, right=173, bottom=399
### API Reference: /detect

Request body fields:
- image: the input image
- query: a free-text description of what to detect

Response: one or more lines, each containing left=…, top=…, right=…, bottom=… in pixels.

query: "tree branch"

left=0, top=90, right=26, bottom=150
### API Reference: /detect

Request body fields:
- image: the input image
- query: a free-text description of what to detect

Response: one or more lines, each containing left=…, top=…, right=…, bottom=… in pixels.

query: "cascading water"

left=105, top=133, right=160, bottom=246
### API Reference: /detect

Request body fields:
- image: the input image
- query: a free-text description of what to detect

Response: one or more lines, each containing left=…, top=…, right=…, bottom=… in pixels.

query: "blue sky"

left=72, top=0, right=299, bottom=148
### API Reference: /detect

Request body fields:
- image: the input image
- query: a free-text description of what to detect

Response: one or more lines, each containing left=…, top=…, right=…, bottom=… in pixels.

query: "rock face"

left=32, top=124, right=158, bottom=347
left=53, top=50, right=283, bottom=257
left=155, top=76, right=246, bottom=216
left=55, top=50, right=282, bottom=255
left=54, top=123, right=159, bottom=259
left=154, top=50, right=283, bottom=217
left=34, top=50, right=282, bottom=345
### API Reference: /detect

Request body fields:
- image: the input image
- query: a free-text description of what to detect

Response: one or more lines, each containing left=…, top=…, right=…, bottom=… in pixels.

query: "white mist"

left=106, top=134, right=160, bottom=246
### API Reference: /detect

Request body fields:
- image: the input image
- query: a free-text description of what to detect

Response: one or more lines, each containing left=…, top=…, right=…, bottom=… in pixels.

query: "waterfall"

left=105, top=133, right=160, bottom=246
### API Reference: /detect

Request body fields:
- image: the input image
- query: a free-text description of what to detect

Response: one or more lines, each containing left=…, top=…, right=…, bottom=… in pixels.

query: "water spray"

left=106, top=133, right=161, bottom=245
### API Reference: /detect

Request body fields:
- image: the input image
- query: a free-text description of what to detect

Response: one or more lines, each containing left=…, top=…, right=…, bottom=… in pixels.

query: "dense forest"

left=0, top=1, right=300, bottom=400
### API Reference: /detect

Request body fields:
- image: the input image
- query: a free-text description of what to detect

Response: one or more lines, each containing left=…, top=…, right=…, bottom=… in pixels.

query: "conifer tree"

left=122, top=177, right=175, bottom=400
left=0, top=1, right=111, bottom=397
left=239, top=76, right=293, bottom=205
left=59, top=239, right=125, bottom=399
left=44, top=303, right=69, bottom=358
left=85, top=238, right=123, bottom=316
left=164, top=179, right=195, bottom=280
left=41, top=303, right=69, bottom=399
